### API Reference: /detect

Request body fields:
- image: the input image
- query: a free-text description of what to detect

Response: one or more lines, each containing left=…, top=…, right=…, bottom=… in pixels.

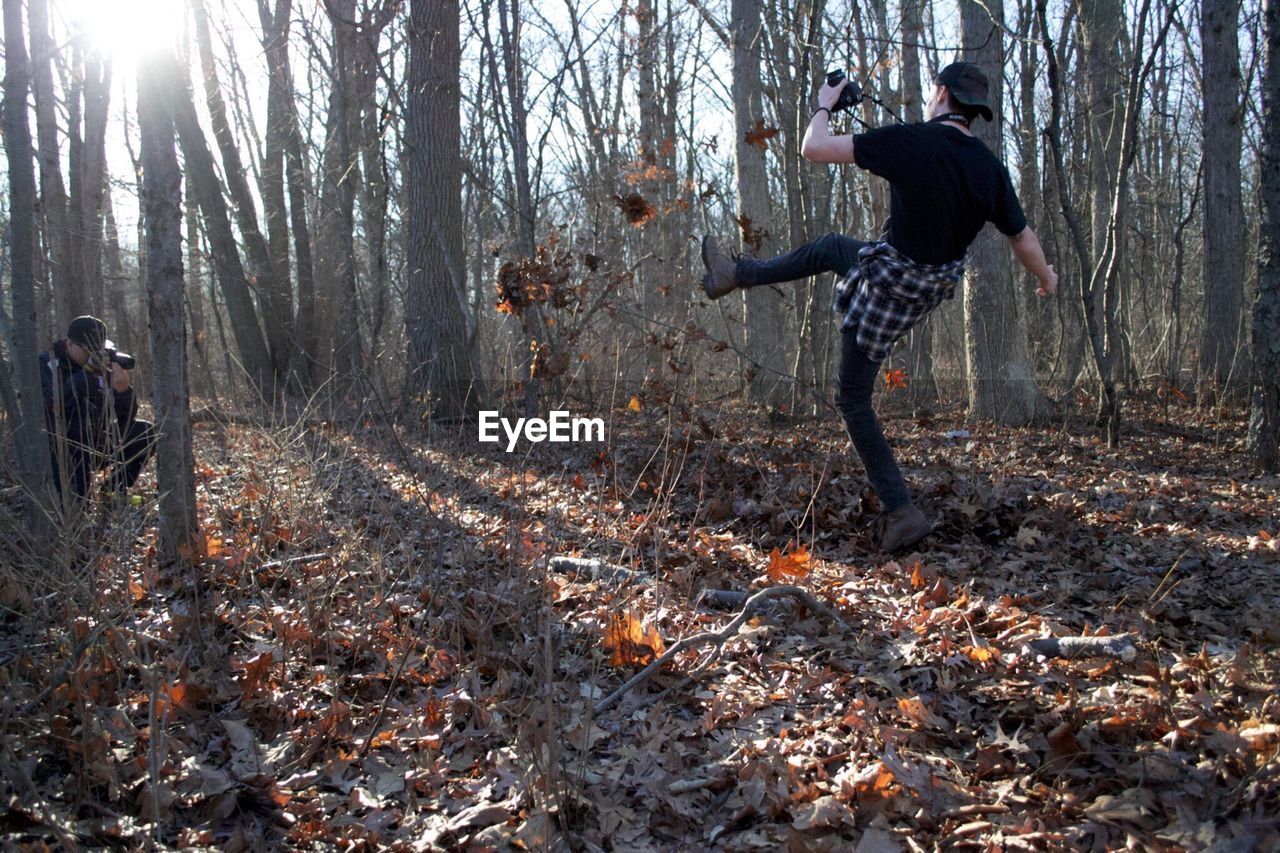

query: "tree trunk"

left=960, top=0, right=1051, bottom=424
left=405, top=0, right=482, bottom=420
left=28, top=0, right=69, bottom=331
left=172, top=77, right=274, bottom=394
left=732, top=0, right=786, bottom=405
left=1200, top=0, right=1247, bottom=401
left=139, top=51, right=199, bottom=565
left=315, top=0, right=364, bottom=383
left=900, top=0, right=940, bottom=408
left=77, top=56, right=111, bottom=316
left=193, top=0, right=291, bottom=380
left=1251, top=0, right=1280, bottom=472
left=4, top=0, right=54, bottom=515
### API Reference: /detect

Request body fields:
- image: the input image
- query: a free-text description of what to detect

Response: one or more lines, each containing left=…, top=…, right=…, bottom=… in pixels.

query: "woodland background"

left=0, top=0, right=1278, bottom=848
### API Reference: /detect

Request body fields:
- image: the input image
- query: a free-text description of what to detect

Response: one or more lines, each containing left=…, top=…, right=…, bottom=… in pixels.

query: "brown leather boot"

left=879, top=503, right=933, bottom=553
left=700, top=235, right=739, bottom=299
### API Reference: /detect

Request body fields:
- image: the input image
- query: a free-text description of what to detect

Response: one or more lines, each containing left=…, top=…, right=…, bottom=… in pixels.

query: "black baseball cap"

left=936, top=62, right=994, bottom=122
left=66, top=315, right=113, bottom=351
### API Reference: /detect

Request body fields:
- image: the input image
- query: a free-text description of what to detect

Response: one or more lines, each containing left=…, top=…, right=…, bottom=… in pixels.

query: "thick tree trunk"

left=1252, top=0, right=1280, bottom=471
left=732, top=0, right=786, bottom=405
left=139, top=52, right=199, bottom=565
left=960, top=0, right=1051, bottom=424
left=405, top=0, right=481, bottom=420
left=4, top=0, right=54, bottom=514
left=1200, top=0, right=1246, bottom=400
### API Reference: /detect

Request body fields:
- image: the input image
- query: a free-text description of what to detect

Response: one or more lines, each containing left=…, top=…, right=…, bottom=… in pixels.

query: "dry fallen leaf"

left=603, top=608, right=666, bottom=666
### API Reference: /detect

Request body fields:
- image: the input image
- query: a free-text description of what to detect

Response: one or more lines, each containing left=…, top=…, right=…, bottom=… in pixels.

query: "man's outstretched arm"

left=801, top=80, right=857, bottom=164
left=1007, top=226, right=1058, bottom=297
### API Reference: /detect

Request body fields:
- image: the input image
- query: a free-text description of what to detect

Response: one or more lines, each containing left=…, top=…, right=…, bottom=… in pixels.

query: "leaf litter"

left=0, top=397, right=1277, bottom=849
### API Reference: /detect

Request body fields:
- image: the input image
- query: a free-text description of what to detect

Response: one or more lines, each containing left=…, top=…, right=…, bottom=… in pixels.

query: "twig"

left=1028, top=634, right=1137, bottom=662
left=257, top=552, right=329, bottom=571
left=357, top=625, right=415, bottom=760
left=593, top=585, right=848, bottom=715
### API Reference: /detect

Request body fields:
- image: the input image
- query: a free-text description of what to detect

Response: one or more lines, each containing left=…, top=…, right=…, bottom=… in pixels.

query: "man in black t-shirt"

left=701, top=62, right=1058, bottom=553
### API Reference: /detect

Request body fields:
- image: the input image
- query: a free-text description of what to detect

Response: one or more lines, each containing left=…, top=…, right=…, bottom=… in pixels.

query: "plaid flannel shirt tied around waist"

left=833, top=241, right=967, bottom=363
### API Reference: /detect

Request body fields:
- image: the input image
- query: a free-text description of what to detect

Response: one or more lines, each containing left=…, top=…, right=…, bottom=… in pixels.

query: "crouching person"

left=41, top=315, right=155, bottom=503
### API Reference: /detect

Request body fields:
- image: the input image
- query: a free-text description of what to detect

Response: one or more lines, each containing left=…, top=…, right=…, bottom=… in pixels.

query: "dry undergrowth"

left=1, top=394, right=1277, bottom=849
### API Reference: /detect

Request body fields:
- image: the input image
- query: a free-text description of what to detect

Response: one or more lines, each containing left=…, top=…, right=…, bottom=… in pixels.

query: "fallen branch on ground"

left=549, top=556, right=651, bottom=586
left=1028, top=634, right=1137, bottom=662
left=593, top=585, right=849, bottom=715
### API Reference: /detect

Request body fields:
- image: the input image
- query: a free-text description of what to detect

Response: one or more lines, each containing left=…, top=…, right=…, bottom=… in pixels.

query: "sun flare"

left=69, top=0, right=185, bottom=66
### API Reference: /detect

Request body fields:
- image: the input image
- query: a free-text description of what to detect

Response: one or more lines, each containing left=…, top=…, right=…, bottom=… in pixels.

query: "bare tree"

left=732, top=0, right=787, bottom=404
left=1200, top=0, right=1246, bottom=400
left=1252, top=0, right=1280, bottom=471
left=138, top=49, right=199, bottom=564
left=960, top=0, right=1051, bottom=424
left=3, top=0, right=53, bottom=514
left=405, top=0, right=482, bottom=419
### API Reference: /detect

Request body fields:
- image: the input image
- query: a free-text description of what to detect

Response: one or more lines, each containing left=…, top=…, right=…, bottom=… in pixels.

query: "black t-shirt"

left=853, top=122, right=1027, bottom=265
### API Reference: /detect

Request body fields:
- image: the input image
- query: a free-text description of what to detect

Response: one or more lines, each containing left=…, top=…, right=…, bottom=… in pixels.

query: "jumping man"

left=701, top=62, right=1058, bottom=552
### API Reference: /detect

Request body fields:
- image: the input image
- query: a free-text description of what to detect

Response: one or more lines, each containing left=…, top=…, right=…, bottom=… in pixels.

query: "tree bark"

left=315, top=0, right=365, bottom=383
left=1251, top=0, right=1280, bottom=472
left=28, top=0, right=69, bottom=332
left=193, top=0, right=291, bottom=380
left=732, top=0, right=787, bottom=405
left=1200, top=0, right=1247, bottom=400
left=960, top=0, right=1051, bottom=424
left=139, top=50, right=199, bottom=565
left=4, top=0, right=54, bottom=515
left=172, top=77, right=274, bottom=394
left=900, top=0, right=940, bottom=407
left=405, top=0, right=482, bottom=420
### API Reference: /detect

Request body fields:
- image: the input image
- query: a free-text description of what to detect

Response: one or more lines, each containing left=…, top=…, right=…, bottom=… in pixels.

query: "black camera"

left=86, top=348, right=136, bottom=374
left=825, top=69, right=863, bottom=113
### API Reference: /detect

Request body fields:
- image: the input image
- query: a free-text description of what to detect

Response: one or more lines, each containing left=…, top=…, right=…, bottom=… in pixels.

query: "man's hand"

left=109, top=363, right=131, bottom=393
left=816, top=78, right=848, bottom=111
left=1037, top=265, right=1058, bottom=297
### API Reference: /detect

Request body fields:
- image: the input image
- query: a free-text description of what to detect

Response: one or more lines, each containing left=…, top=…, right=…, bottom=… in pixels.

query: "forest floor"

left=2, top=393, right=1278, bottom=850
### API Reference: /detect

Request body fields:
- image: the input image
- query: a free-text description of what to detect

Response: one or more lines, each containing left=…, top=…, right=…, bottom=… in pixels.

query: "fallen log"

left=593, top=585, right=849, bottom=715
left=1028, top=634, right=1137, bottom=662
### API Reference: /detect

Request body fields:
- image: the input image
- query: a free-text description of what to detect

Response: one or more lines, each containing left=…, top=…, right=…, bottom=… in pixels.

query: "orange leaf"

left=766, top=544, right=813, bottom=582
left=744, top=118, right=780, bottom=149
left=603, top=608, right=666, bottom=667
left=627, top=396, right=642, bottom=412
left=884, top=369, right=909, bottom=391
left=908, top=560, right=927, bottom=591
left=963, top=644, right=1000, bottom=664
left=237, top=652, right=275, bottom=699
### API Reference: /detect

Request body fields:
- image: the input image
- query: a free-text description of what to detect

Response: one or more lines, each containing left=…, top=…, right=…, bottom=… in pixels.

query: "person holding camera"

left=700, top=62, right=1059, bottom=553
left=40, top=315, right=155, bottom=501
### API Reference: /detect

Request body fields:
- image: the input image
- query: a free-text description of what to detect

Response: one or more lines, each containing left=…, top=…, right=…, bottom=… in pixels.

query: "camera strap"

left=929, top=112, right=970, bottom=128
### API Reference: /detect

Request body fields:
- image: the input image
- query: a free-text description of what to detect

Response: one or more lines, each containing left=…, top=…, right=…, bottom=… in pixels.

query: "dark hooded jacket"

left=40, top=340, right=138, bottom=453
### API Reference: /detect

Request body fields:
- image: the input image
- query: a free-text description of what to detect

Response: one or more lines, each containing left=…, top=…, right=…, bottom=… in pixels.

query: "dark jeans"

left=51, top=419, right=156, bottom=499
left=738, top=233, right=912, bottom=512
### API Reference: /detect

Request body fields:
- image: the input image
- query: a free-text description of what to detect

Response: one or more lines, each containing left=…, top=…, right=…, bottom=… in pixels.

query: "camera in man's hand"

left=825, top=69, right=862, bottom=113
left=86, top=348, right=136, bottom=375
